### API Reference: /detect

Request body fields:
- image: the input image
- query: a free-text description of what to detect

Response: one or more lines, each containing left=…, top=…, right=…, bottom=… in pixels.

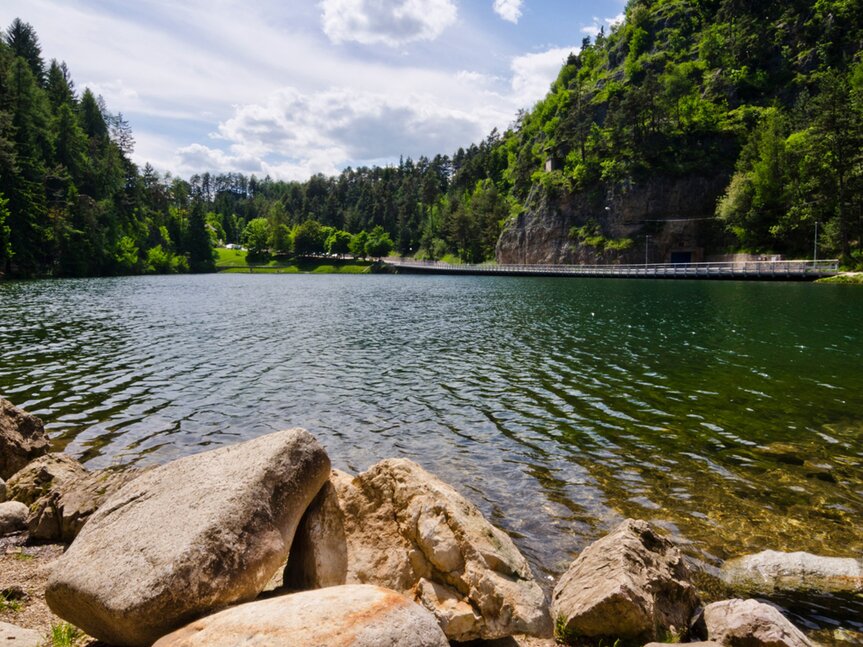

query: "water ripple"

left=1, top=274, right=862, bottom=606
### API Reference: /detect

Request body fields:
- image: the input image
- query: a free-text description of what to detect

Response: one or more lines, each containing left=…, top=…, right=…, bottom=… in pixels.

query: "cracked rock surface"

left=284, top=458, right=551, bottom=641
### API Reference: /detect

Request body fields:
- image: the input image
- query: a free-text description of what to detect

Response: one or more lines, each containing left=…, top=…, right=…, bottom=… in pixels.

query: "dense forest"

left=1, top=0, right=862, bottom=278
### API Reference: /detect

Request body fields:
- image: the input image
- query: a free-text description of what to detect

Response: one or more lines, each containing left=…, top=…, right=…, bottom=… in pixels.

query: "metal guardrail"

left=383, top=258, right=840, bottom=280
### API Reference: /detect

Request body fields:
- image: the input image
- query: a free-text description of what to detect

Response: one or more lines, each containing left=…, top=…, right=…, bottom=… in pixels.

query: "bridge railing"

left=383, top=258, right=840, bottom=277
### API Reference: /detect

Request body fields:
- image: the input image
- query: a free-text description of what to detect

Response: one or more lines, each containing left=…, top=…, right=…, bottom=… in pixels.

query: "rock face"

left=701, top=599, right=813, bottom=647
left=551, top=519, right=701, bottom=644
left=495, top=175, right=727, bottom=265
left=0, top=398, right=50, bottom=480
left=721, top=550, right=863, bottom=597
left=0, top=501, right=28, bottom=536
left=46, top=429, right=331, bottom=647
left=0, top=477, right=6, bottom=503
left=7, top=453, right=140, bottom=542
left=0, top=621, right=43, bottom=647
left=284, top=460, right=551, bottom=641
left=152, top=585, right=450, bottom=647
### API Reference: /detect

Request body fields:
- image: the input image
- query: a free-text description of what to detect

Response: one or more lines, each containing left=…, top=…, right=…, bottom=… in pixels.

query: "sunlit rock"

left=46, top=429, right=331, bottom=647
left=152, top=585, right=449, bottom=647
left=0, top=398, right=50, bottom=480
left=551, top=519, right=701, bottom=644
left=284, top=459, right=551, bottom=641
left=699, top=599, right=814, bottom=647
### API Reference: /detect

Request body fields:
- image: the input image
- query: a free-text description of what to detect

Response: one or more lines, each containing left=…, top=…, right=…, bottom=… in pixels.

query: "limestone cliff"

left=496, top=175, right=730, bottom=265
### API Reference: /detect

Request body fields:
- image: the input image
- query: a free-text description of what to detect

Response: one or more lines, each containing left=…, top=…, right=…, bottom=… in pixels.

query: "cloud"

left=582, top=13, right=626, bottom=39
left=176, top=86, right=488, bottom=180
left=493, top=0, right=523, bottom=24
left=321, top=0, right=458, bottom=46
left=510, top=45, right=579, bottom=108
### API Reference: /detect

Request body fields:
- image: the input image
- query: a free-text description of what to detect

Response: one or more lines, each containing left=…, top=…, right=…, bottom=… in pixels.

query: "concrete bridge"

left=382, top=258, right=840, bottom=281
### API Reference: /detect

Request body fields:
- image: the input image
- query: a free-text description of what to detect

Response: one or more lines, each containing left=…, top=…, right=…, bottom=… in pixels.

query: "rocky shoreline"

left=2, top=397, right=861, bottom=646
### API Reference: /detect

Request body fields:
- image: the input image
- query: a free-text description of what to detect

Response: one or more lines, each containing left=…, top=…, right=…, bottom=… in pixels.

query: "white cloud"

left=321, top=0, right=458, bottom=46
left=510, top=45, right=579, bottom=108
left=493, top=0, right=523, bottom=24
left=173, top=85, right=491, bottom=180
left=582, top=13, right=626, bottom=39
left=0, top=0, right=591, bottom=180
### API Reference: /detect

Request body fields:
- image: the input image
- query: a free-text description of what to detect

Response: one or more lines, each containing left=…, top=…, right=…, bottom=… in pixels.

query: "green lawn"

left=215, top=248, right=374, bottom=274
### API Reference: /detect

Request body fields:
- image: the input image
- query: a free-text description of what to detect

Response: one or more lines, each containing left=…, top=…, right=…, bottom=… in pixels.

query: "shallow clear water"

left=1, top=274, right=861, bottom=586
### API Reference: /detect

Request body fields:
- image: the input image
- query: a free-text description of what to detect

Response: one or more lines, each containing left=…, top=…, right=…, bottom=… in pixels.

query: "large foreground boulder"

left=551, top=519, right=701, bottom=645
left=700, top=599, right=814, bottom=647
left=721, top=550, right=863, bottom=598
left=0, top=398, right=50, bottom=480
left=7, top=453, right=140, bottom=541
left=46, top=429, right=331, bottom=647
left=284, top=460, right=550, bottom=641
left=152, top=585, right=450, bottom=647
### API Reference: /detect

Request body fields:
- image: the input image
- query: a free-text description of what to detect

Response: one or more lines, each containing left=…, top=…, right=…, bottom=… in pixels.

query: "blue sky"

left=1, top=0, right=625, bottom=181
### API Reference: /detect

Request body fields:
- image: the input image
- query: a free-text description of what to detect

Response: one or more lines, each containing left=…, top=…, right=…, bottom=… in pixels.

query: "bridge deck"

left=383, top=259, right=840, bottom=281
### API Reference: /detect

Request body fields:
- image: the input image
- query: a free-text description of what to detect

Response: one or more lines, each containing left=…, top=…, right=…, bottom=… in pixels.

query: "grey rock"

left=0, top=398, right=50, bottom=480
left=703, top=599, right=813, bottom=647
left=551, top=519, right=701, bottom=644
left=46, top=428, right=331, bottom=647
left=721, top=550, right=863, bottom=597
left=0, top=621, right=43, bottom=647
left=8, top=453, right=140, bottom=542
left=0, top=501, right=28, bottom=536
left=0, top=476, right=6, bottom=503
left=496, top=176, right=727, bottom=265
left=151, top=584, right=450, bottom=647
left=284, top=461, right=551, bottom=642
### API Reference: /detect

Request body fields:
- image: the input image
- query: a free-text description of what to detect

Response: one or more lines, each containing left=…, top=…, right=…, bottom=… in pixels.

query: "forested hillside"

left=496, top=0, right=863, bottom=264
left=1, top=1, right=862, bottom=278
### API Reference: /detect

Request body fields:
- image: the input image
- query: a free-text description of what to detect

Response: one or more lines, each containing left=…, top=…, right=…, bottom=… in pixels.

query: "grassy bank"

left=215, top=249, right=374, bottom=274
left=816, top=272, right=863, bottom=284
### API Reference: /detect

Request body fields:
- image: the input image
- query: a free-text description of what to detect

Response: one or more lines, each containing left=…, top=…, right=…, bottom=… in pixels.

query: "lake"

left=1, top=274, right=861, bottom=593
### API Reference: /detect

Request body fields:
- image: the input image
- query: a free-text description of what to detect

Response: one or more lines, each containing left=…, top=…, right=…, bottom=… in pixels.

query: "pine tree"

left=187, top=198, right=215, bottom=272
left=4, top=19, right=45, bottom=85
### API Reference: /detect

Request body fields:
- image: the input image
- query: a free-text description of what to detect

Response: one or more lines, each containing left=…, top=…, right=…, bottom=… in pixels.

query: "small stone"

left=0, top=398, right=50, bottom=480
left=152, top=585, right=449, bottom=647
left=0, top=501, right=28, bottom=536
left=0, top=621, right=43, bottom=647
left=702, top=599, right=813, bottom=647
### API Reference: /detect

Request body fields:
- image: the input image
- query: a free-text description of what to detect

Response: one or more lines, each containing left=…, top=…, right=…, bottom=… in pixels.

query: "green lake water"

left=1, top=274, right=861, bottom=625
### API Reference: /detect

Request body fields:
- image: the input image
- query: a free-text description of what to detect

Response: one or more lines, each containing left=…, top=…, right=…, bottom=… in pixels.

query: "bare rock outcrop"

left=495, top=176, right=727, bottom=265
left=700, top=599, right=814, bottom=647
left=0, top=398, right=50, bottom=480
left=45, top=428, right=331, bottom=647
left=550, top=519, right=701, bottom=645
left=7, top=453, right=140, bottom=542
left=284, top=460, right=551, bottom=642
left=152, top=585, right=450, bottom=647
